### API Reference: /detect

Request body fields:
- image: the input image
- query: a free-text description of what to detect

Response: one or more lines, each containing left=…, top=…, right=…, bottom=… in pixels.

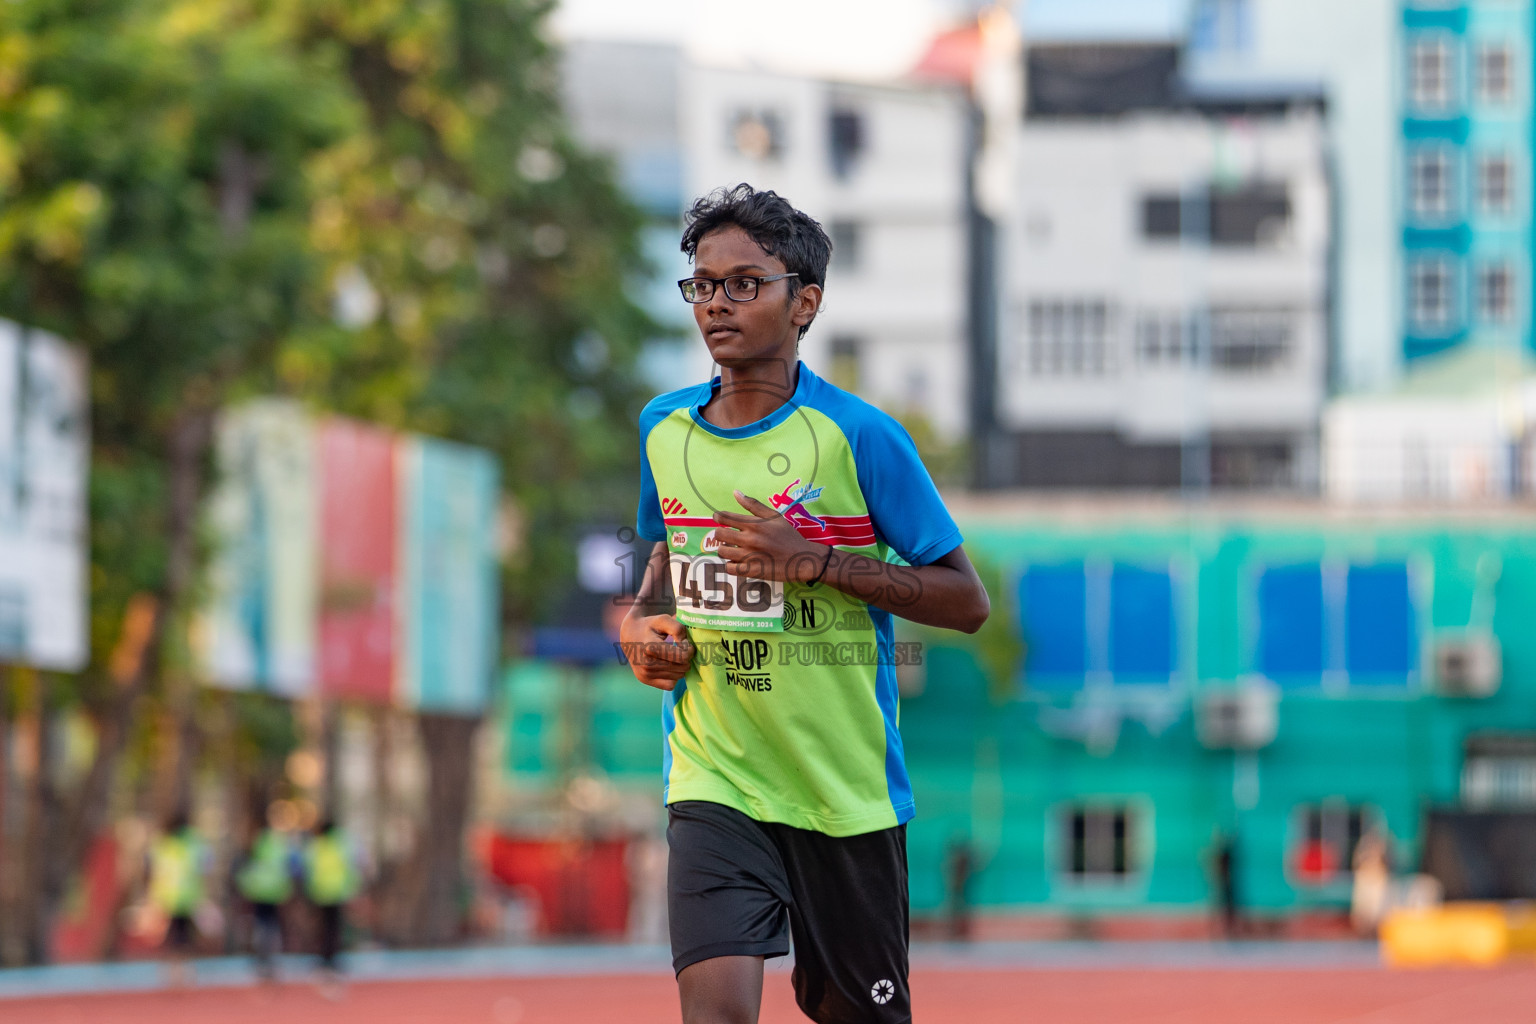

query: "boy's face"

left=691, top=225, right=818, bottom=369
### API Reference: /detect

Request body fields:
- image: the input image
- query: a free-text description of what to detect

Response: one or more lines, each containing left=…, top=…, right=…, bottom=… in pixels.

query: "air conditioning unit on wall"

left=1196, top=684, right=1278, bottom=750
left=1432, top=634, right=1501, bottom=698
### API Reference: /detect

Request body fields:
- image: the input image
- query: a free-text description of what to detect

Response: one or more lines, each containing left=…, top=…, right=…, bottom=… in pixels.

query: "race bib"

left=669, top=553, right=784, bottom=632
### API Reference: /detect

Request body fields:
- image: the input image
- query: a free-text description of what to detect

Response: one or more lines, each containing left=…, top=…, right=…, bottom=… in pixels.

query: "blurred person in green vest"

left=303, top=815, right=362, bottom=994
left=235, top=806, right=298, bottom=982
left=148, top=811, right=210, bottom=988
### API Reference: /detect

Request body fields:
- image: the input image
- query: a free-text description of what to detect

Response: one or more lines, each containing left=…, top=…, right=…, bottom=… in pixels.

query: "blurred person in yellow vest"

left=147, top=811, right=211, bottom=988
left=235, top=806, right=299, bottom=983
left=303, top=815, right=362, bottom=995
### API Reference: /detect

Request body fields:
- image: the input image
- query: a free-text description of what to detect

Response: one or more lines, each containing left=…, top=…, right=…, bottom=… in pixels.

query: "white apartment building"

left=681, top=65, right=972, bottom=440
left=561, top=40, right=972, bottom=442
left=1183, top=0, right=1401, bottom=395
left=1003, top=42, right=1331, bottom=489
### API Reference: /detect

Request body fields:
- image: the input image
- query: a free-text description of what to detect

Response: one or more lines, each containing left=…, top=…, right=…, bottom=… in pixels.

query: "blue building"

left=1401, top=1, right=1535, bottom=362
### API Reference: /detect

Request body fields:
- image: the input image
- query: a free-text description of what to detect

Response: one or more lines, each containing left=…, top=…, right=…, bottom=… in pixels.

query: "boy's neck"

left=704, top=356, right=801, bottom=429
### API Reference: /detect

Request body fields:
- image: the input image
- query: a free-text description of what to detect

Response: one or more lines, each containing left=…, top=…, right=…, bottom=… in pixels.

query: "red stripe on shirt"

left=663, top=513, right=878, bottom=546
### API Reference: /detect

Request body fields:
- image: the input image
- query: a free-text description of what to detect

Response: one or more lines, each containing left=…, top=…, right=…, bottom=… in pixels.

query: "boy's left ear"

left=791, top=283, right=823, bottom=327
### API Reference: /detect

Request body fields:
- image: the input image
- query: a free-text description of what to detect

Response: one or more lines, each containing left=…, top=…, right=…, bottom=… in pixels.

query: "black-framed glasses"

left=677, top=273, right=798, bottom=303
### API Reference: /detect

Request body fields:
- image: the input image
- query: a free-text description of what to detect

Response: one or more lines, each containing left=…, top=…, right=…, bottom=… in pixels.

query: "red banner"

left=318, top=418, right=398, bottom=702
left=484, top=834, right=631, bottom=937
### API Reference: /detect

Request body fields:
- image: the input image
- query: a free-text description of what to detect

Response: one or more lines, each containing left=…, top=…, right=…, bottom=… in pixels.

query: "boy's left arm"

left=712, top=491, right=990, bottom=633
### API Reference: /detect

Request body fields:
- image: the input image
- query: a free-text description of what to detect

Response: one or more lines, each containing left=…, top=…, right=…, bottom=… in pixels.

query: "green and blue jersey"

left=637, top=363, right=962, bottom=836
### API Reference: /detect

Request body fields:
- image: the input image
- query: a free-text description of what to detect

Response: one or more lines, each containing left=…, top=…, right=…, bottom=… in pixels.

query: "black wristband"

left=808, top=545, right=834, bottom=586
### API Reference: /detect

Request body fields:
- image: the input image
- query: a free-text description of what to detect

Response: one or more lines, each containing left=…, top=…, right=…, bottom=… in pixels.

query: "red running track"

left=2, top=967, right=1533, bottom=1023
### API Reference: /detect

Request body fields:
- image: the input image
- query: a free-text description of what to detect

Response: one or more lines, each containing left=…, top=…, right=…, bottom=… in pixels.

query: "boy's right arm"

left=619, top=541, right=694, bottom=691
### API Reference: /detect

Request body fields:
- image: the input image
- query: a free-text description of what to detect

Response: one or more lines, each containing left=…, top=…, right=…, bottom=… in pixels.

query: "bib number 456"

left=668, top=554, right=783, bottom=628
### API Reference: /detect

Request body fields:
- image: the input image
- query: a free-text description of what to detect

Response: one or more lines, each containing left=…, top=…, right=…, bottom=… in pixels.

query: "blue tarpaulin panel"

left=1258, top=564, right=1326, bottom=682
left=1345, top=563, right=1416, bottom=682
left=1109, top=564, right=1175, bottom=680
left=1019, top=563, right=1087, bottom=687
left=400, top=437, right=500, bottom=713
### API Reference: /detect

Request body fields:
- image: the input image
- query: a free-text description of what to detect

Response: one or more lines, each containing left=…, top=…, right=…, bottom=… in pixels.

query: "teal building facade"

left=501, top=504, right=1536, bottom=923
left=898, top=505, right=1536, bottom=920
left=1401, top=1, right=1536, bottom=361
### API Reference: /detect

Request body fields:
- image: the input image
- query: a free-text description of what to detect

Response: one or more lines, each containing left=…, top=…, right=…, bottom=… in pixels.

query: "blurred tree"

left=0, top=0, right=653, bottom=959
left=895, top=410, right=970, bottom=491
left=280, top=0, right=654, bottom=946
left=0, top=0, right=354, bottom=962
left=899, top=555, right=1022, bottom=705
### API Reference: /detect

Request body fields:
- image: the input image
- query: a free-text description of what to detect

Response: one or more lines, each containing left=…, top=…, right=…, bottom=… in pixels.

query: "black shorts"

left=667, top=800, right=910, bottom=1024
left=164, top=914, right=196, bottom=950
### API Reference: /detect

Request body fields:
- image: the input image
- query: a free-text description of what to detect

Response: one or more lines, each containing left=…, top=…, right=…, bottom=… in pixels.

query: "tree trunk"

left=30, top=408, right=215, bottom=964
left=378, top=712, right=480, bottom=946
left=0, top=667, right=11, bottom=961
left=17, top=681, right=57, bottom=964
left=152, top=683, right=201, bottom=826
left=370, top=704, right=395, bottom=881
left=320, top=700, right=342, bottom=817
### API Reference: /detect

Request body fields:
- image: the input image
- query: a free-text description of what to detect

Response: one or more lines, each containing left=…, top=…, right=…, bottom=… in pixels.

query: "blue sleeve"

left=636, top=399, right=669, bottom=542
left=853, top=413, right=963, bottom=567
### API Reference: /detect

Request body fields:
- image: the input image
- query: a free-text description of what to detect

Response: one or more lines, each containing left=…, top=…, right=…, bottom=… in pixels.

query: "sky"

left=550, top=0, right=1195, bottom=80
left=549, top=0, right=950, bottom=79
left=1026, top=0, right=1192, bottom=42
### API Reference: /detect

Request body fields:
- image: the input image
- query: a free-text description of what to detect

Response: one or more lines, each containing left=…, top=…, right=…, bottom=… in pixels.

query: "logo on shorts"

left=870, top=979, right=895, bottom=1005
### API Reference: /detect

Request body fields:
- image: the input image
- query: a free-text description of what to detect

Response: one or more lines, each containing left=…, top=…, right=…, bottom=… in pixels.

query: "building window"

left=1209, top=307, right=1295, bottom=372
left=1409, top=149, right=1454, bottom=219
left=1255, top=562, right=1418, bottom=688
left=1142, top=187, right=1290, bottom=246
left=729, top=109, right=784, bottom=160
left=1475, top=43, right=1513, bottom=105
left=1462, top=734, right=1536, bottom=810
left=1141, top=194, right=1184, bottom=240
left=1136, top=314, right=1191, bottom=365
left=1061, top=804, right=1141, bottom=882
left=1409, top=38, right=1454, bottom=111
left=1291, top=802, right=1378, bottom=886
left=1138, top=309, right=1292, bottom=371
left=1477, top=154, right=1513, bottom=215
left=1025, top=299, right=1116, bottom=377
left=1409, top=258, right=1455, bottom=329
left=1477, top=263, right=1514, bottom=324
left=1211, top=440, right=1295, bottom=490
left=828, top=220, right=862, bottom=271
left=828, top=335, right=861, bottom=393
left=1190, top=0, right=1251, bottom=56
left=1018, top=561, right=1178, bottom=689
left=1209, top=184, right=1291, bottom=246
left=827, top=107, right=865, bottom=179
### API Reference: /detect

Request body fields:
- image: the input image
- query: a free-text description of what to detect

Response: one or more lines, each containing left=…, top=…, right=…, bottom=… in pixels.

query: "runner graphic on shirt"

left=771, top=479, right=826, bottom=532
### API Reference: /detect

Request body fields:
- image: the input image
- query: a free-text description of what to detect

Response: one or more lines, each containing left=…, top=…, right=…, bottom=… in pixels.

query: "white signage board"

left=0, top=319, right=89, bottom=670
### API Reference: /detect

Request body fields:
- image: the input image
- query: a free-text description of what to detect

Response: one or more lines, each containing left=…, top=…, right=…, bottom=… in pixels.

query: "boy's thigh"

left=773, top=822, right=911, bottom=1024
left=667, top=800, right=793, bottom=975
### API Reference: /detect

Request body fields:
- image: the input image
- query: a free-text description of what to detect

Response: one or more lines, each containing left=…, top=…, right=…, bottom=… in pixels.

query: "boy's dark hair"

left=681, top=184, right=832, bottom=340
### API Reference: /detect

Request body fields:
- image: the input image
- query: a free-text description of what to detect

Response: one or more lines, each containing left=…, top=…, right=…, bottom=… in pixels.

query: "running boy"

left=622, top=184, right=990, bottom=1024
